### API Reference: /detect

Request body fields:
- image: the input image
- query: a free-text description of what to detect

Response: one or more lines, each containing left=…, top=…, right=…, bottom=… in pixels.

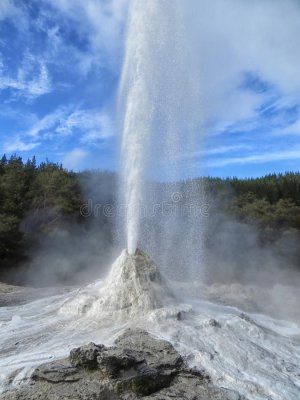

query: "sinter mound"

left=59, top=249, right=175, bottom=319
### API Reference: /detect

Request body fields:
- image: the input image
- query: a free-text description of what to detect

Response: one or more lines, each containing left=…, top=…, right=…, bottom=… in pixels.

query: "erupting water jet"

left=118, top=0, right=203, bottom=262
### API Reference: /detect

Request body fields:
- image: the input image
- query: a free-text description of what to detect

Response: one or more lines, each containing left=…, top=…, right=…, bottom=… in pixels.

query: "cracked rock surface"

left=1, top=329, right=243, bottom=400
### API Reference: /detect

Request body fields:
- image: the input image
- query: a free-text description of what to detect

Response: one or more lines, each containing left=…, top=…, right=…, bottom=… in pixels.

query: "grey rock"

left=208, top=318, right=221, bottom=328
left=115, top=328, right=184, bottom=371
left=147, top=370, right=243, bottom=400
left=96, top=348, right=144, bottom=379
left=32, top=359, right=80, bottom=383
left=1, top=329, right=243, bottom=400
left=70, top=342, right=104, bottom=369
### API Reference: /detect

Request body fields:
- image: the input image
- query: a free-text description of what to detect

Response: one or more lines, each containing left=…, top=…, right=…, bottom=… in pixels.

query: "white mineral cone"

left=59, top=249, right=175, bottom=319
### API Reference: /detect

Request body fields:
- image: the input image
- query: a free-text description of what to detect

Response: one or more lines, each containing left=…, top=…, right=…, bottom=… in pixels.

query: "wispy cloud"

left=3, top=106, right=115, bottom=153
left=272, top=118, right=300, bottom=137
left=177, top=144, right=253, bottom=162
left=204, top=144, right=253, bottom=156
left=79, top=113, right=115, bottom=143
left=3, top=137, right=40, bottom=152
left=0, top=0, right=20, bottom=21
left=0, top=56, right=52, bottom=100
left=27, top=107, right=68, bottom=138
left=190, top=0, right=300, bottom=142
left=41, top=0, right=128, bottom=72
left=1, top=0, right=299, bottom=176
left=27, top=107, right=114, bottom=142
left=0, top=0, right=127, bottom=103
left=207, top=147, right=300, bottom=168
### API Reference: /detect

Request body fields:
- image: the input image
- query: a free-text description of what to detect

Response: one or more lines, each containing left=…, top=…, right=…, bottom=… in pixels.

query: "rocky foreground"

left=1, top=250, right=298, bottom=399
left=1, top=329, right=243, bottom=400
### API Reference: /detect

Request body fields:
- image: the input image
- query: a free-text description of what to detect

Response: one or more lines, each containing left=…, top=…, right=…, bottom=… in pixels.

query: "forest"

left=1, top=153, right=300, bottom=283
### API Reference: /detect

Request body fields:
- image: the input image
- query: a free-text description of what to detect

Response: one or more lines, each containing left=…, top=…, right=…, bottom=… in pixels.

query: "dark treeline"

left=204, top=173, right=300, bottom=204
left=199, top=173, right=300, bottom=230
left=1, top=153, right=300, bottom=281
left=0, top=154, right=82, bottom=273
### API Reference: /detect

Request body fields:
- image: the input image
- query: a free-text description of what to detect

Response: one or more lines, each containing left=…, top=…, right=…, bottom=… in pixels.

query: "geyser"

left=118, top=0, right=203, bottom=256
left=59, top=249, right=175, bottom=319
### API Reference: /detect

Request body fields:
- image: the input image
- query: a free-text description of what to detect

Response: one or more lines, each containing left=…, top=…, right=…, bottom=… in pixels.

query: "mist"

left=9, top=173, right=300, bottom=308
left=4, top=171, right=119, bottom=287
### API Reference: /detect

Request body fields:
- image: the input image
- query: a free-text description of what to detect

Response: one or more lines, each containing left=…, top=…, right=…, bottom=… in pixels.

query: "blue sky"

left=0, top=0, right=300, bottom=177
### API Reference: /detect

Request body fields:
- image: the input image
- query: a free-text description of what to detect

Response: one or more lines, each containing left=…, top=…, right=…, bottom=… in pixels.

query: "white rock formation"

left=59, top=249, right=175, bottom=319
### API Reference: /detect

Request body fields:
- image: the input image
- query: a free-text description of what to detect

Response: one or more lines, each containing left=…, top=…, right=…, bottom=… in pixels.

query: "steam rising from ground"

left=0, top=251, right=300, bottom=399
left=119, top=0, right=203, bottom=255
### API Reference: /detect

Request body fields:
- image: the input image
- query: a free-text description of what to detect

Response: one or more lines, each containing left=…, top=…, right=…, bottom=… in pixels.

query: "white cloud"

left=188, top=0, right=300, bottom=133
left=79, top=113, right=115, bottom=143
left=178, top=144, right=253, bottom=163
left=1, top=0, right=299, bottom=172
left=63, top=148, right=88, bottom=170
left=18, top=106, right=114, bottom=144
left=3, top=137, right=40, bottom=152
left=27, top=107, right=68, bottom=138
left=41, top=0, right=128, bottom=73
left=0, top=56, right=52, bottom=100
left=1, top=105, right=114, bottom=156
left=207, top=147, right=300, bottom=168
left=0, top=1, right=113, bottom=91
left=272, top=118, right=300, bottom=137
left=0, top=0, right=19, bottom=21
left=204, top=144, right=253, bottom=156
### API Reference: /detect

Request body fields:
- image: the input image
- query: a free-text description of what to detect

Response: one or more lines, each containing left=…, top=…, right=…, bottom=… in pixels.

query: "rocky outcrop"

left=1, top=329, right=243, bottom=400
